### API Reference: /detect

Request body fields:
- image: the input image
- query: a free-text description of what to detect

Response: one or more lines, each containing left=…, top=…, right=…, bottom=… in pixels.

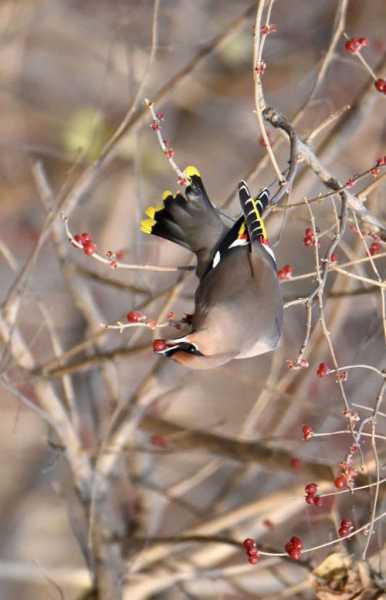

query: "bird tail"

left=140, top=166, right=227, bottom=259
left=238, top=181, right=269, bottom=243
left=140, top=188, right=191, bottom=250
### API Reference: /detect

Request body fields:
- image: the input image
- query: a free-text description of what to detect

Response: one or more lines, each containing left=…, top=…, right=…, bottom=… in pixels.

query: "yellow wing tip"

left=140, top=218, right=156, bottom=234
left=162, top=190, right=173, bottom=201
left=238, top=223, right=246, bottom=238
left=184, top=165, right=200, bottom=179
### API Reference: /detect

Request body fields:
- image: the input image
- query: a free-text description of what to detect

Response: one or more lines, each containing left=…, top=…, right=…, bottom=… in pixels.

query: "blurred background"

left=0, top=0, right=386, bottom=598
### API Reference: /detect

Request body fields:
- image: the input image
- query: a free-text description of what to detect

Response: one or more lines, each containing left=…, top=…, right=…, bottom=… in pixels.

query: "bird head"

left=152, top=335, right=232, bottom=370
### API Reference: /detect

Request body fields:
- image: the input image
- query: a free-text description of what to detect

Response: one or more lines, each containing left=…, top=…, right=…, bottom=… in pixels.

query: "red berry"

left=344, top=40, right=357, bottom=53
left=305, top=494, right=315, bottom=505
left=152, top=339, right=167, bottom=352
left=80, top=232, right=91, bottom=244
left=338, top=527, right=348, bottom=537
left=316, top=362, right=329, bottom=378
left=74, top=234, right=82, bottom=243
left=127, top=311, right=144, bottom=323
left=284, top=542, right=292, bottom=554
left=345, top=37, right=367, bottom=53
left=330, top=253, right=338, bottom=263
left=289, top=548, right=301, bottom=560
left=243, top=538, right=256, bottom=550
left=340, top=519, right=353, bottom=530
left=83, top=242, right=96, bottom=256
left=302, top=424, right=313, bottom=441
left=376, top=156, right=386, bottom=166
left=375, top=78, right=386, bottom=93
left=289, top=536, right=303, bottom=550
left=248, top=555, right=259, bottom=564
left=285, top=542, right=301, bottom=560
left=334, top=475, right=347, bottom=489
left=248, top=548, right=258, bottom=557
left=305, top=483, right=318, bottom=495
left=369, top=241, right=381, bottom=255
left=313, top=495, right=322, bottom=507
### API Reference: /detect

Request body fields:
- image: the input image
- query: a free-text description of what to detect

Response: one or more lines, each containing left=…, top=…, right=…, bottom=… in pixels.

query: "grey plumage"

left=141, top=166, right=283, bottom=369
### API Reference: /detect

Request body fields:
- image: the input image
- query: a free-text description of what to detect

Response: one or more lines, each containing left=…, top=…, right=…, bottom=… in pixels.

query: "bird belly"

left=235, top=336, right=278, bottom=359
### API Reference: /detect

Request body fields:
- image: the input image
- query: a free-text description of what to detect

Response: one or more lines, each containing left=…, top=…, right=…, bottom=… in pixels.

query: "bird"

left=140, top=166, right=283, bottom=369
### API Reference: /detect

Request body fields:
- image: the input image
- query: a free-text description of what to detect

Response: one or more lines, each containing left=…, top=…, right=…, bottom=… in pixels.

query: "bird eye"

left=179, top=342, right=203, bottom=356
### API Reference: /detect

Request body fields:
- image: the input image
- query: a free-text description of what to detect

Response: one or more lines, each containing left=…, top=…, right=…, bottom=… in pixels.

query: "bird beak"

left=161, top=344, right=182, bottom=358
left=153, top=338, right=204, bottom=358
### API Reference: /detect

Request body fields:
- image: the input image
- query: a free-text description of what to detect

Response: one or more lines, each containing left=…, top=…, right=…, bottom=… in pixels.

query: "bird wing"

left=192, top=243, right=283, bottom=359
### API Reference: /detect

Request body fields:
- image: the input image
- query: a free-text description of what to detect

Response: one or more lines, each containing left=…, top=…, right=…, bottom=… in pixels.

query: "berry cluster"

left=303, top=227, right=316, bottom=247
left=338, top=519, right=353, bottom=537
left=375, top=78, right=386, bottom=95
left=302, top=424, right=313, bottom=440
left=286, top=358, right=309, bottom=369
left=316, top=362, right=329, bottom=378
left=127, top=311, right=146, bottom=323
left=243, top=538, right=260, bottom=564
left=277, top=264, right=293, bottom=280
left=344, top=37, right=368, bottom=53
left=126, top=311, right=153, bottom=330
left=73, top=232, right=96, bottom=256
left=127, top=311, right=182, bottom=332
left=335, top=461, right=357, bottom=490
left=304, top=482, right=322, bottom=506
left=284, top=536, right=303, bottom=560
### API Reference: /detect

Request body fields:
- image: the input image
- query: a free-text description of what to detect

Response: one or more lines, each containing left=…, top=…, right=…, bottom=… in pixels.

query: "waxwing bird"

left=141, top=166, right=283, bottom=369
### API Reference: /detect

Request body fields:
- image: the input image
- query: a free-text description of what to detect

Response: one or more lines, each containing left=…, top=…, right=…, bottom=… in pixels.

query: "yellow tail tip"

left=140, top=218, right=156, bottom=234
left=145, top=204, right=163, bottom=218
left=184, top=165, right=200, bottom=179
left=162, top=190, right=173, bottom=201
left=145, top=207, right=156, bottom=218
